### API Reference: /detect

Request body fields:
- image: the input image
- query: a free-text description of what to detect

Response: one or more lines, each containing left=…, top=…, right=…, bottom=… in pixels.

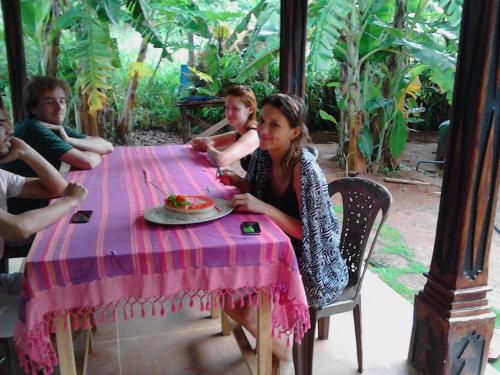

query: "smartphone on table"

left=70, top=210, right=93, bottom=224
left=240, top=221, right=261, bottom=235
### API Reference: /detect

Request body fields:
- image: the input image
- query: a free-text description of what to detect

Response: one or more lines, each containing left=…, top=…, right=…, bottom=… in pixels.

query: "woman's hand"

left=217, top=168, right=241, bottom=186
left=190, top=137, right=208, bottom=152
left=232, top=193, right=269, bottom=214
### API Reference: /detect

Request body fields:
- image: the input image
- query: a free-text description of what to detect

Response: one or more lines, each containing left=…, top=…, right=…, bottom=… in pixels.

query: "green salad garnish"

left=167, top=194, right=191, bottom=208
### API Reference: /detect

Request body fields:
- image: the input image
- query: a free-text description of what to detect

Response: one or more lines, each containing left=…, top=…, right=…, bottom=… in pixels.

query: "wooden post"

left=279, top=0, right=307, bottom=98
left=408, top=1, right=499, bottom=374
left=1, top=0, right=27, bottom=123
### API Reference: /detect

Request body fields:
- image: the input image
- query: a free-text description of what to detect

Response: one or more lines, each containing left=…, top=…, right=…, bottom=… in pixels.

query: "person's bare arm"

left=191, top=131, right=238, bottom=152
left=40, top=122, right=113, bottom=155
left=65, top=135, right=113, bottom=155
left=60, top=148, right=102, bottom=170
left=217, top=168, right=251, bottom=193
left=207, top=130, right=259, bottom=167
left=0, top=137, right=67, bottom=198
left=0, top=182, right=88, bottom=240
left=231, top=164, right=302, bottom=240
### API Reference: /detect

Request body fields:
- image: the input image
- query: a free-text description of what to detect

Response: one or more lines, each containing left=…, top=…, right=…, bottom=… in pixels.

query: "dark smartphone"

left=241, top=221, right=261, bottom=235
left=70, top=210, right=93, bottom=224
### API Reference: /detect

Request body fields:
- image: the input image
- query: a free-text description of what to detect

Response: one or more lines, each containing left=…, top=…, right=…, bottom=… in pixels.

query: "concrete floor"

left=7, top=257, right=497, bottom=375
left=59, top=270, right=496, bottom=375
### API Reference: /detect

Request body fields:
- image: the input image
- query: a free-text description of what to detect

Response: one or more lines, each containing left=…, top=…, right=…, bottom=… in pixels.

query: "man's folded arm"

left=67, top=136, right=113, bottom=155
left=60, top=148, right=101, bottom=170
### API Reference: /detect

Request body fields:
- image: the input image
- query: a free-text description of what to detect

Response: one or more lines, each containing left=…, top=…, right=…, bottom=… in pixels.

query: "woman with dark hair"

left=191, top=85, right=259, bottom=170
left=219, top=93, right=348, bottom=372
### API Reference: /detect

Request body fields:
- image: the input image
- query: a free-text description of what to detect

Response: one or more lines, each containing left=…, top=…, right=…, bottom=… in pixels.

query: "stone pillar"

left=408, top=1, right=499, bottom=374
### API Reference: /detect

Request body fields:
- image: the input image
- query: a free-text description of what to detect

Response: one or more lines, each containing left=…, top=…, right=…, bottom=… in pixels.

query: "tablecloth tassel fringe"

left=16, top=284, right=312, bottom=373
left=49, top=316, right=56, bottom=334
left=71, top=313, right=80, bottom=331
left=287, top=335, right=292, bottom=348
left=92, top=311, right=98, bottom=328
left=63, top=313, right=69, bottom=330
left=151, top=303, right=157, bottom=316
left=212, top=294, right=218, bottom=310
left=129, top=303, right=135, bottom=319
left=82, top=315, right=90, bottom=330
left=179, top=299, right=184, bottom=310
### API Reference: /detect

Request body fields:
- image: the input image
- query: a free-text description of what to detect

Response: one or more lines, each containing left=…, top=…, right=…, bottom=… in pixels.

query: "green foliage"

left=307, top=0, right=350, bottom=73
left=234, top=41, right=279, bottom=83
left=2, top=0, right=463, bottom=148
left=60, top=4, right=117, bottom=115
left=369, top=222, right=429, bottom=302
left=358, top=123, right=373, bottom=158
left=20, top=0, right=52, bottom=75
left=379, top=225, right=414, bottom=259
left=492, top=307, right=500, bottom=329
left=389, top=112, right=407, bottom=159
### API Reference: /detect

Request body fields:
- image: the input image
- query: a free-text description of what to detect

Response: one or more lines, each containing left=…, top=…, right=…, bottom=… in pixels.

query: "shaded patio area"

left=52, top=270, right=496, bottom=375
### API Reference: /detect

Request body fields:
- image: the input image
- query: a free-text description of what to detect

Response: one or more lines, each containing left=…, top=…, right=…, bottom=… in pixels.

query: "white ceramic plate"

left=144, top=198, right=233, bottom=225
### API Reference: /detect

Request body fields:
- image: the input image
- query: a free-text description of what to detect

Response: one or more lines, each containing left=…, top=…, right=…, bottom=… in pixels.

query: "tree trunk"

left=80, top=91, right=99, bottom=136
left=380, top=0, right=407, bottom=170
left=342, top=2, right=366, bottom=174
left=116, top=37, right=149, bottom=145
left=45, top=0, right=60, bottom=77
left=188, top=32, right=194, bottom=67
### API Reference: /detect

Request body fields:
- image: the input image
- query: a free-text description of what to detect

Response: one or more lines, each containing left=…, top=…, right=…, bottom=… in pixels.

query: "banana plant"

left=20, top=0, right=53, bottom=75
left=55, top=1, right=120, bottom=136
left=175, top=0, right=279, bottom=95
left=309, top=0, right=461, bottom=172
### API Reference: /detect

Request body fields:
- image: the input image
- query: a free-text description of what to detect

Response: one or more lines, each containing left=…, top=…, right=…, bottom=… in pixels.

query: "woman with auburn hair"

left=218, top=94, right=348, bottom=372
left=190, top=85, right=259, bottom=170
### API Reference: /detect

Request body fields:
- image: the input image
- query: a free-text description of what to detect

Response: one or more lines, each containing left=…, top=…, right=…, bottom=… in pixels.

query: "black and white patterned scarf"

left=246, top=147, right=348, bottom=308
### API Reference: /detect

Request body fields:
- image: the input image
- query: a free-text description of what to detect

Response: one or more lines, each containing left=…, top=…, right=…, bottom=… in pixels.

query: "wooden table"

left=14, top=146, right=310, bottom=375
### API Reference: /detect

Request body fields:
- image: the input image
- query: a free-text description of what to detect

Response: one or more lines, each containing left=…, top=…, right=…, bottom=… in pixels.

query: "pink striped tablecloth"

left=14, top=145, right=310, bottom=374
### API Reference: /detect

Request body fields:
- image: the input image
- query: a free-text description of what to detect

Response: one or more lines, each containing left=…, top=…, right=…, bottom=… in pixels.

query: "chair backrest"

left=328, top=178, right=392, bottom=296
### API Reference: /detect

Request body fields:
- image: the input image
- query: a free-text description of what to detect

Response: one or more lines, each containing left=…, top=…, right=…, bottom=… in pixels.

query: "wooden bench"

left=178, top=97, right=227, bottom=142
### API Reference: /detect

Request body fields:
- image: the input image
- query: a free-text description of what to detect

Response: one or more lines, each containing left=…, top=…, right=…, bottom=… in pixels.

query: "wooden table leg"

left=54, top=314, right=77, bottom=375
left=257, top=291, right=272, bottom=375
left=210, top=295, right=220, bottom=319
left=181, top=107, right=191, bottom=143
left=221, top=311, right=232, bottom=336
